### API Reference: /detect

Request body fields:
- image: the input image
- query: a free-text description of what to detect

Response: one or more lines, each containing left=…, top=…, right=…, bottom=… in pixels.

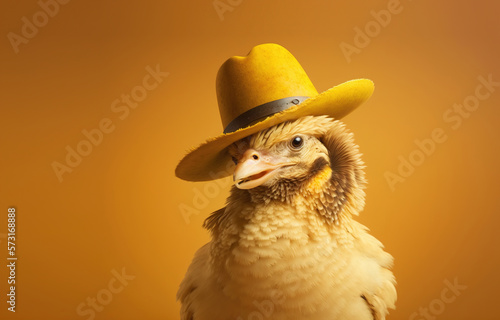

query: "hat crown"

left=216, top=44, right=319, bottom=131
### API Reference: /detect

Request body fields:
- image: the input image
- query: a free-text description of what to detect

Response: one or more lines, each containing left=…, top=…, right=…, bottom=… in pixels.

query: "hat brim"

left=175, top=78, right=374, bottom=181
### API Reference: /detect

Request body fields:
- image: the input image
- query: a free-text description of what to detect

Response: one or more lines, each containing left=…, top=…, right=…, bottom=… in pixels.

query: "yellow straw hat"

left=176, top=43, right=374, bottom=181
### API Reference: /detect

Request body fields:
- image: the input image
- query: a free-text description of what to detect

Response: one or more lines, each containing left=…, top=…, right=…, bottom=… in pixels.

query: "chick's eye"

left=231, top=156, right=238, bottom=165
left=290, top=136, right=304, bottom=149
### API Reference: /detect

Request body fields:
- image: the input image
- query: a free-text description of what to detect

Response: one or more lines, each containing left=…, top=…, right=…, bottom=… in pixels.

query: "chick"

left=177, top=115, right=396, bottom=320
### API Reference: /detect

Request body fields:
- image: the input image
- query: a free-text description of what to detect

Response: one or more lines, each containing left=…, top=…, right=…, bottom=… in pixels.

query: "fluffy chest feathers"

left=182, top=178, right=393, bottom=319
left=207, top=191, right=373, bottom=317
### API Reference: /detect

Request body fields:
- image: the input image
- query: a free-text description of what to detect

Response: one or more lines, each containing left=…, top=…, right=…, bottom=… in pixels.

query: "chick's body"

left=178, top=116, right=396, bottom=320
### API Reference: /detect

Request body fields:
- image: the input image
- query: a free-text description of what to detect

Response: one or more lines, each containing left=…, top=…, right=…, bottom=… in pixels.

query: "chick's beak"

left=233, top=148, right=293, bottom=189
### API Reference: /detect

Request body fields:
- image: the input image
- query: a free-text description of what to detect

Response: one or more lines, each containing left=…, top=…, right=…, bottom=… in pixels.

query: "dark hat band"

left=223, top=96, right=310, bottom=134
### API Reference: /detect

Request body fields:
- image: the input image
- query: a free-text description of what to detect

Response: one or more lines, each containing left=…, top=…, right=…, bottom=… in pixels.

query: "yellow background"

left=1, top=0, right=499, bottom=319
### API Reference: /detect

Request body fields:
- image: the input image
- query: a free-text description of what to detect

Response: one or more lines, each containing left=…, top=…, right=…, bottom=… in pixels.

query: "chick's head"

left=228, top=116, right=335, bottom=190
left=209, top=115, right=367, bottom=228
